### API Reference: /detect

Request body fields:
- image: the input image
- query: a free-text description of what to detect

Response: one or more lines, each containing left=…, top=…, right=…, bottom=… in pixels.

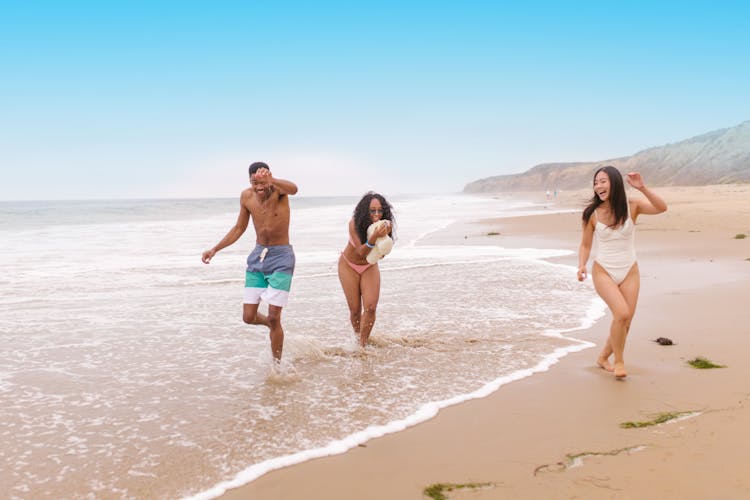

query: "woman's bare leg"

left=358, top=264, right=381, bottom=347
left=597, top=338, right=615, bottom=372
left=593, top=263, right=637, bottom=378
left=616, top=264, right=641, bottom=375
left=619, top=264, right=640, bottom=330
left=338, top=256, right=363, bottom=334
left=592, top=264, right=640, bottom=373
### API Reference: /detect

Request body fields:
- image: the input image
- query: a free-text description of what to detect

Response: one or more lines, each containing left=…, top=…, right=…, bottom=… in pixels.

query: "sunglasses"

left=369, top=208, right=384, bottom=215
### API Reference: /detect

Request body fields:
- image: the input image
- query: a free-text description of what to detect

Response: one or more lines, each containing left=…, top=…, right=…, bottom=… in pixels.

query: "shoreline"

left=219, top=184, right=750, bottom=499
left=192, top=322, right=600, bottom=500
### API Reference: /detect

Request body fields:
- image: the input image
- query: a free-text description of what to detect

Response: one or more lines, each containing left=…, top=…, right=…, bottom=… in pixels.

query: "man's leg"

left=243, top=302, right=270, bottom=328
left=267, top=304, right=284, bottom=362
left=244, top=269, right=271, bottom=328
left=261, top=246, right=294, bottom=362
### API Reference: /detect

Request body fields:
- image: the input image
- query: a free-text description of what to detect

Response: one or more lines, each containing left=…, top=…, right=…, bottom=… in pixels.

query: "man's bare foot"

left=597, top=357, right=614, bottom=372
left=613, top=362, right=627, bottom=379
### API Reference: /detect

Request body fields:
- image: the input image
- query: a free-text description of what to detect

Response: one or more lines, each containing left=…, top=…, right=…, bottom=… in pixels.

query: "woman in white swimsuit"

left=577, top=166, right=667, bottom=379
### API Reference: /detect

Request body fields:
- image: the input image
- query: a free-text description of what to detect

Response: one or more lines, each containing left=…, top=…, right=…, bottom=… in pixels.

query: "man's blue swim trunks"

left=243, top=244, right=295, bottom=307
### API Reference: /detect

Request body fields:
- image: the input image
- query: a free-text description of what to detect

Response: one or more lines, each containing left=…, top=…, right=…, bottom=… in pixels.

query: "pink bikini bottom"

left=341, top=253, right=374, bottom=275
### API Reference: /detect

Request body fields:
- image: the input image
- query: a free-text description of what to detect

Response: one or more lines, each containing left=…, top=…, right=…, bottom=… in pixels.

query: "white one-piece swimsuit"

left=593, top=207, right=636, bottom=285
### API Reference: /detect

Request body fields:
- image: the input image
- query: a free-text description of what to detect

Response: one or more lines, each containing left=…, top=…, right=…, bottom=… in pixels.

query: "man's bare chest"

left=247, top=197, right=286, bottom=220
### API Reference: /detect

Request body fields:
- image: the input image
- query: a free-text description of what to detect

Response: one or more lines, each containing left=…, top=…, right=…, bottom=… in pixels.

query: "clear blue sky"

left=1, top=1, right=748, bottom=200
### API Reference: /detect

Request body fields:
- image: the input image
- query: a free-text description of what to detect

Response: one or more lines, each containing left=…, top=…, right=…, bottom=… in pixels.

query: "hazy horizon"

left=2, top=1, right=748, bottom=201
left=0, top=192, right=445, bottom=203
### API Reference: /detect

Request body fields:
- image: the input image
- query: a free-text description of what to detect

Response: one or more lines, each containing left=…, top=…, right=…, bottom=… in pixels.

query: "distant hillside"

left=464, top=121, right=750, bottom=193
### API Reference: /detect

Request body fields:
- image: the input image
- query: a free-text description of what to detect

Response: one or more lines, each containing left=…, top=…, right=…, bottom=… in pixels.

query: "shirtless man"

left=202, top=162, right=298, bottom=362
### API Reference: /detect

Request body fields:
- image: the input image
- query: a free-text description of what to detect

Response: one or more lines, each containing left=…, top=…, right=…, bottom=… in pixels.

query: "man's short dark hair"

left=249, top=162, right=270, bottom=176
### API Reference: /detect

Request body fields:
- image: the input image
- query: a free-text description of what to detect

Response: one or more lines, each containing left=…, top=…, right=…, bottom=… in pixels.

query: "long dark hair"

left=353, top=191, right=396, bottom=243
left=582, top=166, right=628, bottom=228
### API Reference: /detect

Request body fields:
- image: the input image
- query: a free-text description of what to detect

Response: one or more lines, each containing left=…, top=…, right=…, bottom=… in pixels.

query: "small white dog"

left=365, top=220, right=394, bottom=264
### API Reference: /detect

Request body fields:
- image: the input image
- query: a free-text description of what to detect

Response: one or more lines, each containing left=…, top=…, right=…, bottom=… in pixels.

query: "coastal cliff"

left=464, top=121, right=750, bottom=192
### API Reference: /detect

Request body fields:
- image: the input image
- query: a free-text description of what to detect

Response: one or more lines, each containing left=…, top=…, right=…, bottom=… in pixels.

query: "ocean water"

left=0, top=194, right=604, bottom=499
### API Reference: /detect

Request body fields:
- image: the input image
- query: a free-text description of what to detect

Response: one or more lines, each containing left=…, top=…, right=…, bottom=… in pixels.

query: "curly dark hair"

left=353, top=192, right=396, bottom=243
left=582, top=165, right=628, bottom=228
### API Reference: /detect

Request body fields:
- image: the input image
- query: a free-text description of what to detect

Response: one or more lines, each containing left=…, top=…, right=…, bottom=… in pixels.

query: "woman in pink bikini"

left=577, top=166, right=667, bottom=379
left=338, top=192, right=396, bottom=348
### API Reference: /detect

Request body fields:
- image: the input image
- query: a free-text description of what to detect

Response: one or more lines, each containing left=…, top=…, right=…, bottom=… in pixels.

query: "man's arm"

left=252, top=168, right=298, bottom=196
left=271, top=177, right=298, bottom=196
left=201, top=195, right=251, bottom=264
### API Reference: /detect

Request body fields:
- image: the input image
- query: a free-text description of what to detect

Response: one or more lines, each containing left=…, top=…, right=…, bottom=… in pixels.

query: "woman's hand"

left=373, top=220, right=391, bottom=238
left=626, top=172, right=645, bottom=190
left=577, top=266, right=587, bottom=282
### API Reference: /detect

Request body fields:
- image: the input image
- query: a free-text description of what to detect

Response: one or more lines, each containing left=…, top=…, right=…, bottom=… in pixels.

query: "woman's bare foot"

left=597, top=357, right=614, bottom=372
left=613, top=362, right=627, bottom=379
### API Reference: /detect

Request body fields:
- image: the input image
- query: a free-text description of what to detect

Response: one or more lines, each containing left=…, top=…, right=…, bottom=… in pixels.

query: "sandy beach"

left=223, top=184, right=750, bottom=499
